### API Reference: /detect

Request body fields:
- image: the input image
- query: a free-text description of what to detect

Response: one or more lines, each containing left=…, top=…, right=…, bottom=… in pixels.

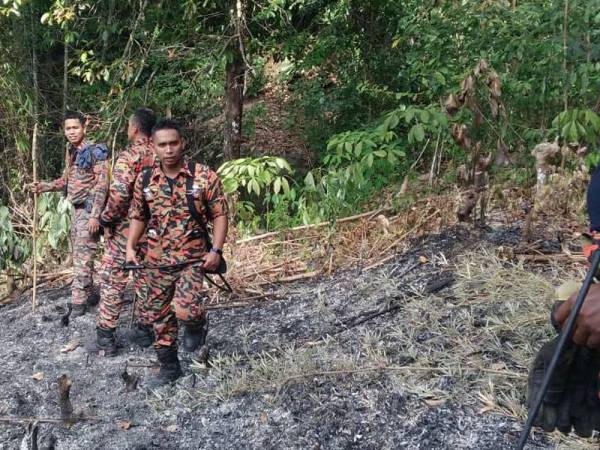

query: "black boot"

left=147, top=346, right=183, bottom=388
left=182, top=315, right=209, bottom=353
left=86, top=289, right=100, bottom=306
left=71, top=303, right=87, bottom=318
left=124, top=323, right=154, bottom=348
left=94, top=327, right=118, bottom=356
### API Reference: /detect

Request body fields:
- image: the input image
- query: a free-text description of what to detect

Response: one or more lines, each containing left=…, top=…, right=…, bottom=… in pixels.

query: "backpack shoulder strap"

left=186, top=160, right=212, bottom=247
left=141, top=166, right=153, bottom=190
left=141, top=167, right=153, bottom=220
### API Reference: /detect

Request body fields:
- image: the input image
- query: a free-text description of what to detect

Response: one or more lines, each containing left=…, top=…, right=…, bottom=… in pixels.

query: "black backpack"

left=141, top=160, right=227, bottom=275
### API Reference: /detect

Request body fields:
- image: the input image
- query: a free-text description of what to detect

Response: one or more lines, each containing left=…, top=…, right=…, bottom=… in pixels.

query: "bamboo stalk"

left=31, top=123, right=39, bottom=313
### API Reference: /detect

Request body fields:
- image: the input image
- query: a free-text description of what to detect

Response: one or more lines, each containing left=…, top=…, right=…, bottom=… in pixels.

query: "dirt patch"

left=0, top=225, right=596, bottom=449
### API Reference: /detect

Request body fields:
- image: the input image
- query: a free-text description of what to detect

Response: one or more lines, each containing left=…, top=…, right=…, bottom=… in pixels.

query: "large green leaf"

left=410, top=124, right=425, bottom=143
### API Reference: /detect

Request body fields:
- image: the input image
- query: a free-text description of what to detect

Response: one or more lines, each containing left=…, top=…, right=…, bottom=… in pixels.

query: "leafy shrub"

left=552, top=109, right=600, bottom=145
left=36, top=193, right=71, bottom=258
left=218, top=156, right=295, bottom=232
left=551, top=109, right=600, bottom=170
left=297, top=104, right=448, bottom=224
left=0, top=206, right=30, bottom=271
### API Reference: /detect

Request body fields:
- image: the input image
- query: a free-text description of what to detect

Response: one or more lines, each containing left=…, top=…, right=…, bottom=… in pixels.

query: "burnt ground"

left=0, top=226, right=586, bottom=449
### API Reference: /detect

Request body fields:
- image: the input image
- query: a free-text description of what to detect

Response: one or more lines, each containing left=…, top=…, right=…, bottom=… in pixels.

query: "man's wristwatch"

left=210, top=247, right=223, bottom=256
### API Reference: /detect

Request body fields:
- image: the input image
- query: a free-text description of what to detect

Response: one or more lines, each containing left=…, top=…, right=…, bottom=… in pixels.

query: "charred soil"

left=0, top=226, right=592, bottom=449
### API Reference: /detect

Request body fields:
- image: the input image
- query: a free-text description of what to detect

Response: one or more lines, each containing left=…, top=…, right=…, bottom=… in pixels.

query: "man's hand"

left=527, top=338, right=577, bottom=433
left=103, top=226, right=113, bottom=239
left=125, top=246, right=139, bottom=265
left=88, top=217, right=100, bottom=235
left=554, top=283, right=600, bottom=348
left=26, top=182, right=44, bottom=194
left=201, top=251, right=221, bottom=272
left=101, top=222, right=114, bottom=239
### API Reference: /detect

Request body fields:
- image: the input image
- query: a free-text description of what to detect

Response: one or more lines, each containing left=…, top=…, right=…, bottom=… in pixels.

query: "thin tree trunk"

left=63, top=32, right=69, bottom=111
left=223, top=0, right=247, bottom=161
left=562, top=0, right=569, bottom=111
left=223, top=48, right=245, bottom=160
left=31, top=123, right=38, bottom=312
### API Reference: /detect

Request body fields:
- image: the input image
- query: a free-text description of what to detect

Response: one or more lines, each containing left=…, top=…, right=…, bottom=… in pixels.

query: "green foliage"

left=218, top=156, right=293, bottom=196
left=0, top=205, right=30, bottom=271
left=4, top=0, right=600, bottom=241
left=0, top=0, right=23, bottom=17
left=36, top=193, right=71, bottom=256
left=218, top=156, right=294, bottom=231
left=551, top=108, right=600, bottom=171
left=552, top=109, right=600, bottom=145
left=294, top=104, right=448, bottom=224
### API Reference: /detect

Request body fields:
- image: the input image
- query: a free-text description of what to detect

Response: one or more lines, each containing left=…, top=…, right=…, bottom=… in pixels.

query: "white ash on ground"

left=0, top=226, right=596, bottom=449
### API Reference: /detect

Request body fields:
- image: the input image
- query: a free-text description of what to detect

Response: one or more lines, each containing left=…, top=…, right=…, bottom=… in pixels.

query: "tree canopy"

left=2, top=0, right=600, bottom=264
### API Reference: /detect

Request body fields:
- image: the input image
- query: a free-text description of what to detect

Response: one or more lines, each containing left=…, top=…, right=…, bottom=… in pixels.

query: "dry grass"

left=177, top=247, right=599, bottom=447
left=386, top=248, right=595, bottom=448
left=213, top=193, right=458, bottom=304
left=216, top=167, right=589, bottom=306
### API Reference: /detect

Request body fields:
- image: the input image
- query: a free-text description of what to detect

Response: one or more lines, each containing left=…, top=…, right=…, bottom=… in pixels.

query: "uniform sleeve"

left=204, top=170, right=228, bottom=220
left=100, top=151, right=135, bottom=225
left=129, top=171, right=147, bottom=222
left=39, top=163, right=68, bottom=192
left=39, top=177, right=66, bottom=192
left=89, top=157, right=110, bottom=219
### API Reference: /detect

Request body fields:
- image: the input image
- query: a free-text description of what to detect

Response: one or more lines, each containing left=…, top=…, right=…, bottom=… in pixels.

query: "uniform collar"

left=68, top=140, right=90, bottom=160
left=153, top=157, right=192, bottom=181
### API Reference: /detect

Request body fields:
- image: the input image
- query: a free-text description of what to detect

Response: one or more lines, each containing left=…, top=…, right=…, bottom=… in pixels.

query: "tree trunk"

left=63, top=33, right=69, bottom=112
left=562, top=0, right=569, bottom=111
left=223, top=48, right=245, bottom=160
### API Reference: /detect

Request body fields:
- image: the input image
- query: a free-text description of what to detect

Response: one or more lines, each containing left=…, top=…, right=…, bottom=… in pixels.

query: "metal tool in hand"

left=516, top=248, right=600, bottom=449
left=123, top=258, right=232, bottom=293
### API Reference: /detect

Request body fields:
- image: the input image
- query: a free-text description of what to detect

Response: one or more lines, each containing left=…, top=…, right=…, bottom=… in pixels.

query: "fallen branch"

left=339, top=303, right=403, bottom=331
left=363, top=209, right=441, bottom=272
left=10, top=274, right=73, bottom=302
left=237, top=208, right=392, bottom=244
left=0, top=415, right=99, bottom=424
left=256, top=271, right=319, bottom=286
left=517, top=254, right=586, bottom=263
left=205, top=297, right=274, bottom=310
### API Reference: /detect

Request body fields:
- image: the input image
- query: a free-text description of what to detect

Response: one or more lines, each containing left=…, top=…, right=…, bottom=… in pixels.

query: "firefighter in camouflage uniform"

left=29, top=110, right=109, bottom=317
left=92, top=108, right=157, bottom=355
left=126, top=119, right=228, bottom=387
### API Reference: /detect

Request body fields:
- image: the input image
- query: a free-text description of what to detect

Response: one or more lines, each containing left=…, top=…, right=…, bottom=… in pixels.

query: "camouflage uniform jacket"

left=129, top=158, right=228, bottom=265
left=40, top=141, right=110, bottom=220
left=100, top=137, right=155, bottom=226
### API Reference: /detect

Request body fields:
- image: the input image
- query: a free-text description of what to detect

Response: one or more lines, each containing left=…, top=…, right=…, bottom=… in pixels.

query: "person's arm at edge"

left=126, top=172, right=148, bottom=264
left=126, top=219, right=146, bottom=264
left=100, top=151, right=135, bottom=226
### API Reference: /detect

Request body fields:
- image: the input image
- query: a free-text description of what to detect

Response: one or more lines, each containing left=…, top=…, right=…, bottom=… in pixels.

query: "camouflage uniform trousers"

left=145, top=264, right=208, bottom=348
left=71, top=208, right=99, bottom=305
left=97, top=221, right=150, bottom=330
